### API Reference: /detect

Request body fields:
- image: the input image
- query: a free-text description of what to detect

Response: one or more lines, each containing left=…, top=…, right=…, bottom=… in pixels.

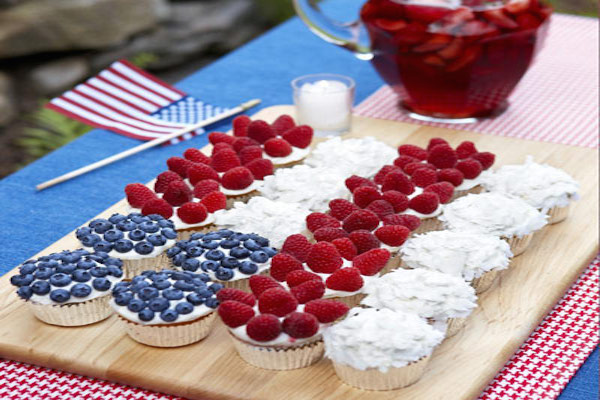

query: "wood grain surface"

left=0, top=105, right=597, bottom=400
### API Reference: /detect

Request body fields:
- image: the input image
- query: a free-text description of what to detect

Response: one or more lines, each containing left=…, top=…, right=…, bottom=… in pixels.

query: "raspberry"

left=258, top=288, right=298, bottom=317
left=245, top=158, right=273, bottom=180
left=456, top=141, right=478, bottom=159
left=345, top=175, right=377, bottom=192
left=427, top=137, right=449, bottom=150
left=352, top=186, right=382, bottom=208
left=200, top=191, right=227, bottom=212
left=331, top=237, right=358, bottom=261
left=221, top=166, right=254, bottom=190
left=428, top=144, right=458, bottom=168
left=409, top=192, right=440, bottom=214
left=290, top=280, right=325, bottom=304
left=212, top=143, right=234, bottom=157
left=353, top=248, right=390, bottom=276
left=375, top=225, right=411, bottom=247
left=271, top=114, right=296, bottom=134
left=177, top=202, right=208, bottom=224
left=348, top=230, right=381, bottom=254
left=381, top=170, right=415, bottom=195
left=382, top=214, right=421, bottom=231
left=141, top=198, right=173, bottom=219
left=154, top=171, right=183, bottom=193
left=403, top=162, right=436, bottom=176
left=163, top=180, right=192, bottom=206
left=342, top=210, right=380, bottom=233
left=374, top=165, right=402, bottom=185
left=424, top=182, right=454, bottom=204
left=456, top=158, right=483, bottom=179
left=188, top=163, right=220, bottom=186
left=282, top=312, right=319, bottom=338
left=264, top=138, right=292, bottom=157
left=365, top=199, right=395, bottom=219
left=218, top=300, right=255, bottom=328
left=211, top=149, right=241, bottom=173
left=393, top=155, right=419, bottom=168
left=183, top=148, right=211, bottom=164
left=328, top=198, right=359, bottom=221
left=411, top=168, right=438, bottom=188
left=208, top=131, right=236, bottom=146
left=313, top=227, right=348, bottom=242
left=281, top=234, right=313, bottom=263
left=233, top=137, right=260, bottom=153
left=167, top=156, right=192, bottom=178
left=382, top=190, right=409, bottom=213
left=306, top=212, right=340, bottom=233
left=238, top=145, right=263, bottom=164
left=270, top=253, right=303, bottom=282
left=286, top=270, right=322, bottom=288
left=125, top=183, right=156, bottom=208
left=398, top=144, right=428, bottom=160
left=249, top=275, right=282, bottom=297
left=304, top=299, right=349, bottom=323
left=438, top=168, right=464, bottom=186
left=470, top=152, right=495, bottom=170
left=246, top=314, right=282, bottom=342
left=217, top=288, right=256, bottom=307
left=232, top=115, right=251, bottom=137
left=281, top=125, right=313, bottom=149
left=193, top=179, right=220, bottom=199
left=325, top=268, right=364, bottom=292
left=306, top=242, right=343, bottom=273
left=247, top=120, right=276, bottom=144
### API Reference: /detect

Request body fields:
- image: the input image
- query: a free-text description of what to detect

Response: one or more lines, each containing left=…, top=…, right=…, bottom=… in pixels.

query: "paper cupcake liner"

left=380, top=254, right=401, bottom=275
left=225, top=190, right=259, bottom=209
left=28, top=295, right=113, bottom=327
left=445, top=317, right=467, bottom=338
left=329, top=293, right=365, bottom=308
left=547, top=204, right=570, bottom=224
left=471, top=269, right=499, bottom=294
left=230, top=334, right=324, bottom=370
left=332, top=356, right=431, bottom=391
left=176, top=224, right=217, bottom=240
left=117, top=311, right=216, bottom=347
left=506, top=233, right=533, bottom=257
left=122, top=253, right=172, bottom=280
left=413, top=217, right=443, bottom=234
left=451, top=185, right=483, bottom=201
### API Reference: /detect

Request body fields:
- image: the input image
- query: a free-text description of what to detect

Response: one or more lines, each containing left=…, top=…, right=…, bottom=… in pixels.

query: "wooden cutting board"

left=0, top=105, right=597, bottom=400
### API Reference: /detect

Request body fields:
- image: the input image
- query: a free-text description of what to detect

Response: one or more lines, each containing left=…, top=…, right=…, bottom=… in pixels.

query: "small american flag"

left=46, top=59, right=228, bottom=145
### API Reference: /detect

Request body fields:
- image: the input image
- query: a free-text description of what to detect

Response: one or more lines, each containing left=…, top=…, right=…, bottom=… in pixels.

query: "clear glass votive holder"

left=292, top=73, right=355, bottom=137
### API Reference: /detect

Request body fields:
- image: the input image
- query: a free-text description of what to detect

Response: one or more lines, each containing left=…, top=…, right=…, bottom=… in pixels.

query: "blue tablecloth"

left=0, top=0, right=596, bottom=398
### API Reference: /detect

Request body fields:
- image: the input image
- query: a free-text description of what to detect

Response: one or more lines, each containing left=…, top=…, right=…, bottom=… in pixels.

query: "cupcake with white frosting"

left=11, top=249, right=123, bottom=326
left=361, top=269, right=477, bottom=337
left=323, top=307, right=444, bottom=390
left=400, top=230, right=512, bottom=293
left=481, top=156, right=579, bottom=224
left=439, top=193, right=547, bottom=256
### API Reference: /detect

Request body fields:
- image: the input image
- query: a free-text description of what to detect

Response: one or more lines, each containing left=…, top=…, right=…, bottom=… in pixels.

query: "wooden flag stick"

left=36, top=99, right=261, bottom=191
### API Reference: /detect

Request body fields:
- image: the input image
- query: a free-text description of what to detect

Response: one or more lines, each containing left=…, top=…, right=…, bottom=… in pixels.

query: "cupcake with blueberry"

left=76, top=213, right=177, bottom=279
left=10, top=249, right=123, bottom=326
left=166, top=229, right=277, bottom=291
left=111, top=269, right=222, bottom=347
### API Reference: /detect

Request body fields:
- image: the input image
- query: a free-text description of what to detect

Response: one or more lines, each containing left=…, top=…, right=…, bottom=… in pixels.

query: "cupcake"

left=439, top=193, right=547, bottom=256
left=76, top=213, right=177, bottom=279
left=323, top=307, right=444, bottom=390
left=10, top=249, right=123, bottom=326
left=111, top=269, right=222, bottom=347
left=400, top=230, right=512, bottom=294
left=217, top=283, right=349, bottom=370
left=361, top=269, right=477, bottom=338
left=480, top=156, right=579, bottom=224
left=166, top=229, right=277, bottom=291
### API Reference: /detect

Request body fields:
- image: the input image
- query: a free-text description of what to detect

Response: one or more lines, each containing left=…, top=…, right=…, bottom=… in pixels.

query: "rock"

left=29, top=57, right=89, bottom=95
left=0, top=0, right=169, bottom=59
left=0, top=71, right=16, bottom=126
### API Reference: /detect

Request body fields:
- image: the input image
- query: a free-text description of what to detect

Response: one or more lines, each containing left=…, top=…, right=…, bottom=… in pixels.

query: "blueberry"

left=37, top=256, right=51, bottom=262
left=183, top=258, right=200, bottom=272
left=131, top=215, right=147, bottom=224
left=147, top=234, right=167, bottom=246
left=209, top=283, right=224, bottom=293
left=220, top=257, right=239, bottom=269
left=107, top=266, right=123, bottom=278
left=138, top=309, right=155, bottom=322
left=71, top=283, right=92, bottom=298
left=56, top=263, right=77, bottom=274
left=73, top=249, right=90, bottom=258
left=196, top=273, right=211, bottom=283
left=138, top=286, right=159, bottom=301
left=38, top=260, right=58, bottom=269
left=153, top=279, right=171, bottom=290
left=249, top=234, right=269, bottom=247
left=243, top=239, right=262, bottom=251
left=20, top=263, right=37, bottom=275
left=129, top=229, right=146, bottom=241
left=201, top=241, right=219, bottom=250
left=146, top=214, right=164, bottom=221
left=93, top=220, right=112, bottom=234
left=150, top=272, right=169, bottom=282
left=131, top=281, right=150, bottom=292
left=92, top=278, right=112, bottom=291
left=205, top=250, right=224, bottom=261
left=76, top=227, right=93, bottom=239
left=17, top=286, right=33, bottom=300
left=216, top=229, right=234, bottom=238
left=34, top=267, right=53, bottom=280
left=195, top=288, right=213, bottom=299
left=171, top=271, right=191, bottom=281
left=126, top=299, right=145, bottom=312
left=176, top=241, right=190, bottom=250
left=174, top=280, right=196, bottom=291
left=10, top=274, right=34, bottom=287
left=175, top=302, right=194, bottom=314
left=81, top=234, right=101, bottom=247
left=112, top=240, right=132, bottom=255
left=104, top=229, right=124, bottom=242
left=104, top=257, right=123, bottom=267
left=191, top=278, right=207, bottom=288
left=262, top=247, right=278, bottom=257
left=116, top=220, right=137, bottom=231
left=205, top=297, right=219, bottom=308
left=160, top=309, right=179, bottom=322
left=134, top=242, right=154, bottom=255
left=77, top=259, right=96, bottom=270
left=72, top=270, right=92, bottom=282
left=231, top=233, right=250, bottom=241
left=220, top=239, right=240, bottom=249
left=204, top=233, right=222, bottom=241
left=112, top=282, right=130, bottom=295
left=148, top=297, right=169, bottom=312
left=131, top=276, right=146, bottom=284
left=49, top=289, right=70, bottom=303
left=163, top=289, right=184, bottom=300
left=230, top=247, right=251, bottom=259
left=186, top=246, right=204, bottom=257
left=31, top=280, right=51, bottom=295
left=109, top=214, right=127, bottom=224
left=215, top=267, right=234, bottom=281
left=49, top=273, right=72, bottom=287
left=172, top=253, right=187, bottom=267
left=61, top=255, right=80, bottom=266
left=250, top=251, right=269, bottom=264
left=87, top=254, right=104, bottom=263
left=201, top=260, right=219, bottom=272
left=190, top=233, right=205, bottom=240
left=239, top=261, right=258, bottom=275
left=93, top=240, right=114, bottom=253
left=186, top=293, right=205, bottom=305
left=166, top=246, right=182, bottom=258
left=139, top=221, right=159, bottom=233
left=90, top=267, right=109, bottom=278
left=161, top=228, right=177, bottom=239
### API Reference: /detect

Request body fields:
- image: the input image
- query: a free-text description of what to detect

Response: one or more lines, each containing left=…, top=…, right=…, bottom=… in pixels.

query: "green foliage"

left=256, top=0, right=296, bottom=24
left=129, top=52, right=160, bottom=69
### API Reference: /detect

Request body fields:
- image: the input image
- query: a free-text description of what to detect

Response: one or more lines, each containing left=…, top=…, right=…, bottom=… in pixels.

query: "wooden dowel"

left=36, top=99, right=261, bottom=191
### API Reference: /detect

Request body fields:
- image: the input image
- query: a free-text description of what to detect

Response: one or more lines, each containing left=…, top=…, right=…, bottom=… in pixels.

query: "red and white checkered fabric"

left=354, top=14, right=599, bottom=149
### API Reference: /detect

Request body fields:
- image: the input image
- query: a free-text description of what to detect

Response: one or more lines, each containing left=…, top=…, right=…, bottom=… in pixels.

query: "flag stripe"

left=111, top=61, right=184, bottom=101
left=99, top=70, right=171, bottom=107
left=88, top=77, right=158, bottom=112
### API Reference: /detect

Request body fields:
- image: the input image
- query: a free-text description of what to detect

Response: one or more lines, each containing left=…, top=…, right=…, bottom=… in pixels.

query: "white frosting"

left=481, top=156, right=580, bottom=211
left=264, top=146, right=311, bottom=166
left=439, top=193, right=548, bottom=238
left=323, top=307, right=444, bottom=372
left=404, top=203, right=444, bottom=219
left=214, top=197, right=311, bottom=248
left=400, top=230, right=512, bottom=281
left=30, top=275, right=122, bottom=305
left=125, top=205, right=216, bottom=231
left=220, top=180, right=262, bottom=196
left=455, top=174, right=485, bottom=191
left=361, top=269, right=477, bottom=320
left=104, top=240, right=175, bottom=260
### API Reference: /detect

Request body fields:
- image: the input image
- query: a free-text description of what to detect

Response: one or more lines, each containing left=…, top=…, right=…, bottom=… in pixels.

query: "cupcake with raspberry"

left=76, top=213, right=177, bottom=279
left=10, top=249, right=123, bottom=326
left=217, top=281, right=349, bottom=370
left=361, top=269, right=477, bottom=338
left=323, top=307, right=444, bottom=390
left=480, top=156, right=579, bottom=224
left=111, top=269, right=222, bottom=347
left=439, top=193, right=547, bottom=256
left=167, top=229, right=277, bottom=291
